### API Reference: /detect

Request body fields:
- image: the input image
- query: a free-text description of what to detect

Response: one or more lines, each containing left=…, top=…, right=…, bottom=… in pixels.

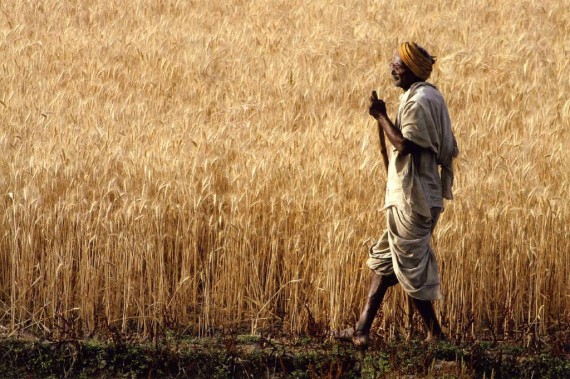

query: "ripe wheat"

left=0, top=0, right=568, bottom=341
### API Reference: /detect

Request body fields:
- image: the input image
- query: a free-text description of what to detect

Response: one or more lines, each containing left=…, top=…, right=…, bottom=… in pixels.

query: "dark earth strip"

left=0, top=335, right=568, bottom=378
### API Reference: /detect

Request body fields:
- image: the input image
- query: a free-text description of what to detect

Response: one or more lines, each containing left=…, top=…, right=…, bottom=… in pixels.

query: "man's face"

left=390, top=55, right=413, bottom=89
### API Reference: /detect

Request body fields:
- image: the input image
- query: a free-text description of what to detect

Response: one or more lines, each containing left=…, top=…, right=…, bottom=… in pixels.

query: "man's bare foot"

left=330, top=327, right=355, bottom=342
left=331, top=327, right=370, bottom=349
left=352, top=331, right=370, bottom=349
left=424, top=332, right=447, bottom=343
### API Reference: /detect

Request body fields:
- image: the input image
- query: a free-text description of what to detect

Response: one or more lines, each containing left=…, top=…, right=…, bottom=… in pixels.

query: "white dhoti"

left=367, top=205, right=442, bottom=301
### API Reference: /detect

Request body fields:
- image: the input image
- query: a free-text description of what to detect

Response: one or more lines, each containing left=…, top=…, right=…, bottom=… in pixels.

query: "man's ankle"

left=354, top=329, right=368, bottom=336
left=354, top=321, right=370, bottom=335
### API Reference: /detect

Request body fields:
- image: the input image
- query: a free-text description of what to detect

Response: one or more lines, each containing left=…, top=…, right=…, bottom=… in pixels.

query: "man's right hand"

left=369, top=91, right=387, bottom=119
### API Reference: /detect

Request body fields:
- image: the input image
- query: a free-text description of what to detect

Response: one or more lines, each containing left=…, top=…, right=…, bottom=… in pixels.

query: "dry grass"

left=0, top=0, right=568, bottom=341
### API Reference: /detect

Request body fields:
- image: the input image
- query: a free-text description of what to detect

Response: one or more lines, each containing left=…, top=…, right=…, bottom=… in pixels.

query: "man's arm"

left=369, top=95, right=420, bottom=156
left=376, top=114, right=419, bottom=155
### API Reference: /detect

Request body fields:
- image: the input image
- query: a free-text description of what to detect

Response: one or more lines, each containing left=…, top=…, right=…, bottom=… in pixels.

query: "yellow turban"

left=398, top=42, right=435, bottom=81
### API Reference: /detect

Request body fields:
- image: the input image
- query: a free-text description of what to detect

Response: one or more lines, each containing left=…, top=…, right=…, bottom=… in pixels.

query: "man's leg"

left=352, top=272, right=398, bottom=347
left=406, top=206, right=445, bottom=341
left=411, top=298, right=446, bottom=341
left=407, top=295, right=415, bottom=341
left=342, top=217, right=395, bottom=347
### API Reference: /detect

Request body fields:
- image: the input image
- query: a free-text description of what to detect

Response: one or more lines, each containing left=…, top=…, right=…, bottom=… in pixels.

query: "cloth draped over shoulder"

left=385, top=82, right=458, bottom=217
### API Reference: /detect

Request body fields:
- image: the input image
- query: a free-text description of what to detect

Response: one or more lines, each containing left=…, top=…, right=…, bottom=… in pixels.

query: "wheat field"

left=0, top=0, right=568, bottom=343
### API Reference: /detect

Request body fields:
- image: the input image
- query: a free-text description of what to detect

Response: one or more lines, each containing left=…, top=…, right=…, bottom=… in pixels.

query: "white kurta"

left=385, top=82, right=458, bottom=216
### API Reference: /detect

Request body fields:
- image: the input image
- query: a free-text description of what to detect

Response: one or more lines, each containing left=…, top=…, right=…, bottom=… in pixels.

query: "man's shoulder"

left=412, top=83, right=442, bottom=98
left=409, top=83, right=446, bottom=108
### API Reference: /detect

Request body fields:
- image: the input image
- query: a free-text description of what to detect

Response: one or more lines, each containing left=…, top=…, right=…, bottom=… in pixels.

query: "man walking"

left=346, top=42, right=458, bottom=348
